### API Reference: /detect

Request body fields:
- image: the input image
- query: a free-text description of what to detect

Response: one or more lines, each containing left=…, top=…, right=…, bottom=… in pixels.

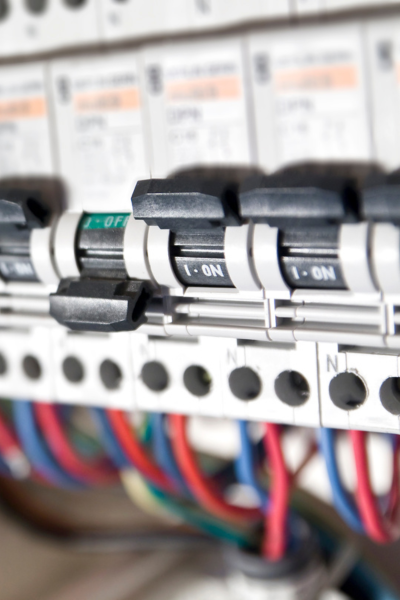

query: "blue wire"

left=319, top=427, right=364, bottom=534
left=0, top=454, right=11, bottom=478
left=235, top=420, right=268, bottom=510
left=151, top=413, right=190, bottom=496
left=13, top=400, right=80, bottom=489
left=89, top=408, right=130, bottom=469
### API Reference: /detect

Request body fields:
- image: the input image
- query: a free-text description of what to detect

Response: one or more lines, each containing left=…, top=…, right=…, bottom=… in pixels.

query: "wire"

left=0, top=454, right=12, bottom=478
left=0, top=476, right=214, bottom=552
left=106, top=409, right=175, bottom=493
left=350, top=430, right=396, bottom=544
left=89, top=407, right=131, bottom=469
left=120, top=469, right=178, bottom=520
left=169, top=414, right=261, bottom=525
left=0, top=409, right=30, bottom=479
left=34, top=403, right=117, bottom=486
left=319, top=428, right=365, bottom=534
left=387, top=435, right=400, bottom=522
left=262, top=423, right=290, bottom=561
left=151, top=413, right=190, bottom=496
left=13, top=401, right=81, bottom=489
left=148, top=482, right=254, bottom=546
left=235, top=420, right=268, bottom=509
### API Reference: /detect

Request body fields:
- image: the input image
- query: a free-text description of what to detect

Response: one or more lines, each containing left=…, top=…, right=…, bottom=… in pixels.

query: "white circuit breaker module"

left=50, top=52, right=150, bottom=212
left=142, top=36, right=254, bottom=177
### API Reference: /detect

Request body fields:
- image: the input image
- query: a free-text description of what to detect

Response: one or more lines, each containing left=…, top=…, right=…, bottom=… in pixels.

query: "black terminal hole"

left=25, top=0, right=47, bottom=14
left=23, top=355, right=42, bottom=380
left=228, top=367, right=261, bottom=401
left=63, top=0, right=87, bottom=7
left=274, top=370, right=310, bottom=407
left=183, top=365, right=212, bottom=397
left=100, top=359, right=122, bottom=390
left=0, top=353, right=7, bottom=376
left=62, top=356, right=84, bottom=384
left=329, top=372, right=367, bottom=411
left=379, top=377, right=400, bottom=415
left=0, top=0, right=9, bottom=20
left=141, top=361, right=169, bottom=392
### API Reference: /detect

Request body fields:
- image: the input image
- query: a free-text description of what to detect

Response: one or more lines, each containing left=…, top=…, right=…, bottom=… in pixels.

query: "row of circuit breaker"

left=1, top=0, right=400, bottom=59
left=5, top=167, right=400, bottom=339
left=5, top=18, right=400, bottom=213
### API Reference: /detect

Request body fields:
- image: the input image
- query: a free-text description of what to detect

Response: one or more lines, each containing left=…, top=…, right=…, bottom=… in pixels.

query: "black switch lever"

left=239, top=163, right=381, bottom=228
left=131, top=177, right=241, bottom=232
left=0, top=189, right=49, bottom=228
left=0, top=189, right=51, bottom=282
left=50, top=278, right=152, bottom=333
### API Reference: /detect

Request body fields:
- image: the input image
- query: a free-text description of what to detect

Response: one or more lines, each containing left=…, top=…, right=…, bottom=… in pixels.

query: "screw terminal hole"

left=274, top=370, right=310, bottom=407
left=183, top=365, right=212, bottom=397
left=25, top=0, right=47, bottom=14
left=379, top=377, right=400, bottom=415
left=141, top=361, right=169, bottom=392
left=0, top=0, right=9, bottom=20
left=23, top=355, right=42, bottom=380
left=228, top=367, right=261, bottom=401
left=329, top=372, right=367, bottom=411
left=0, top=354, right=7, bottom=376
left=63, top=356, right=84, bottom=384
left=100, top=359, right=122, bottom=390
left=63, top=0, right=87, bottom=8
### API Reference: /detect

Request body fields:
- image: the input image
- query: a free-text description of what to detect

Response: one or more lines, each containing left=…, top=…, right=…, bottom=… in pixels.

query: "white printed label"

left=270, top=36, right=371, bottom=164
left=160, top=45, right=251, bottom=171
left=0, top=66, right=53, bottom=177
left=53, top=57, right=149, bottom=211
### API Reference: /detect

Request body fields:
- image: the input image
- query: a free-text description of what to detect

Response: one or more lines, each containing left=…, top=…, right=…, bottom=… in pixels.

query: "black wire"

left=0, top=483, right=216, bottom=553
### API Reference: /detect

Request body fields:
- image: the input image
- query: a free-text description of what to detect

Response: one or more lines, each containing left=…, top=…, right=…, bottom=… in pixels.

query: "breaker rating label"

left=0, top=65, right=53, bottom=178
left=269, top=31, right=371, bottom=165
left=52, top=55, right=149, bottom=211
left=146, top=40, right=252, bottom=175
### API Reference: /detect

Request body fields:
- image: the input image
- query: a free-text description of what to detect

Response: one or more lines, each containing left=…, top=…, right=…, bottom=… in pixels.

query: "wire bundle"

left=0, top=399, right=400, bottom=561
left=320, top=428, right=400, bottom=544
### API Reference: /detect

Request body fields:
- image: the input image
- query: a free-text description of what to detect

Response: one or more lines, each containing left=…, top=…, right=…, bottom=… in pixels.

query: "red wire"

left=34, top=403, right=117, bottom=486
left=387, top=436, right=400, bottom=522
left=106, top=409, right=175, bottom=493
left=262, top=423, right=291, bottom=561
left=350, top=430, right=395, bottom=544
left=169, top=414, right=261, bottom=524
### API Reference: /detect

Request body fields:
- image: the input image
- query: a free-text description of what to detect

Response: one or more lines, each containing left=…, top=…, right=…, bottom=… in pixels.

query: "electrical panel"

left=1, top=6, right=400, bottom=600
left=1, top=3, right=400, bottom=435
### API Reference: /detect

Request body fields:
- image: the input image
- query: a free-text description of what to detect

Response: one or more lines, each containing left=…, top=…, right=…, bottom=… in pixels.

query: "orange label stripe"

left=166, top=75, right=242, bottom=101
left=74, top=88, right=141, bottom=113
left=274, top=64, right=358, bottom=91
left=0, top=97, right=47, bottom=121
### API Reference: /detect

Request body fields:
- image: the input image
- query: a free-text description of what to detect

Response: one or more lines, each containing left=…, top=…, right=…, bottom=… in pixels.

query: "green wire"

left=148, top=484, right=255, bottom=547
left=68, top=425, right=104, bottom=458
left=139, top=415, right=153, bottom=446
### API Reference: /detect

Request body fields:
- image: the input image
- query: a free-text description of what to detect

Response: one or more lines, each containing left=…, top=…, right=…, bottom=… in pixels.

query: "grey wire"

left=61, top=532, right=217, bottom=553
